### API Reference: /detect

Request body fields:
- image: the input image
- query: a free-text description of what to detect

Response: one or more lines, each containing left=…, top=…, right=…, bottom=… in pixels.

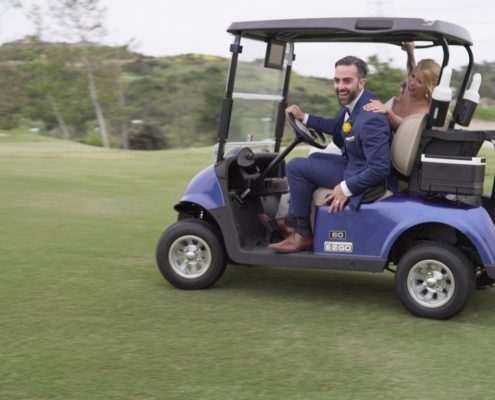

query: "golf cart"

left=156, top=17, right=495, bottom=319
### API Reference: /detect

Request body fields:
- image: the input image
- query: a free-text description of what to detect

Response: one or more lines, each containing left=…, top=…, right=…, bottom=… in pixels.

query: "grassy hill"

left=1, top=38, right=494, bottom=150
left=2, top=131, right=495, bottom=399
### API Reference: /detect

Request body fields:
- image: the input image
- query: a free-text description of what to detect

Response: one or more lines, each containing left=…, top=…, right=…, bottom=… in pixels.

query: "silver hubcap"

left=168, top=235, right=212, bottom=279
left=407, top=259, right=455, bottom=308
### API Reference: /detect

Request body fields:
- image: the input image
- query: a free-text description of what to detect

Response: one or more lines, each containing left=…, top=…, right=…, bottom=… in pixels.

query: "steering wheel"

left=287, top=113, right=328, bottom=149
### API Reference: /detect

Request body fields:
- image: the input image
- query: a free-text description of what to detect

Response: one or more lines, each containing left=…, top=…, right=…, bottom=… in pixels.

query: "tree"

left=50, top=0, right=111, bottom=147
left=23, top=3, right=71, bottom=139
left=128, top=123, right=167, bottom=150
left=113, top=45, right=130, bottom=149
left=365, top=55, right=405, bottom=102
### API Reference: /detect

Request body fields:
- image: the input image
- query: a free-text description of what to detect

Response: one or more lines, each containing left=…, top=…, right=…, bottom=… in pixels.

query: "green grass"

left=2, top=131, right=495, bottom=400
left=476, top=106, right=495, bottom=121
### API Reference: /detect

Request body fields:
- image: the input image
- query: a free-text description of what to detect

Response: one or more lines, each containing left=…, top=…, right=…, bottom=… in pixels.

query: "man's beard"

left=336, top=88, right=358, bottom=106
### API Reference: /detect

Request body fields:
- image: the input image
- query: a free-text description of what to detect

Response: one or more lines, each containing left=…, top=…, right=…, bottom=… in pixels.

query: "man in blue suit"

left=269, top=56, right=392, bottom=253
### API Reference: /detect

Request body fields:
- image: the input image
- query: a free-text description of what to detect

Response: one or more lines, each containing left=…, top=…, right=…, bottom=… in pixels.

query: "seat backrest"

left=391, top=113, right=428, bottom=177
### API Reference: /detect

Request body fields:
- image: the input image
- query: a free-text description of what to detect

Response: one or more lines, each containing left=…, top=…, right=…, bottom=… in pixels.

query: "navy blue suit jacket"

left=306, top=89, right=392, bottom=208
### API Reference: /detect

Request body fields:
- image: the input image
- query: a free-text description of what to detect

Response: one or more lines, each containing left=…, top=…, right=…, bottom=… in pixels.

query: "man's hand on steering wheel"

left=286, top=105, right=305, bottom=121
left=285, top=105, right=328, bottom=150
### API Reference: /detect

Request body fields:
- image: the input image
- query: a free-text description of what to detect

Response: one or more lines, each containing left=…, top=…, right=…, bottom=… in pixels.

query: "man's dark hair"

left=335, top=56, right=368, bottom=79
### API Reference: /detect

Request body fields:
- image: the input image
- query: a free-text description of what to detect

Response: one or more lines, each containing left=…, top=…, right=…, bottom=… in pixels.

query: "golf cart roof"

left=227, top=17, right=472, bottom=46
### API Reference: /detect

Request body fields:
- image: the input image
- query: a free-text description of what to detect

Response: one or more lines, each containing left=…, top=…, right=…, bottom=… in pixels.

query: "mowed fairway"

left=2, top=131, right=495, bottom=400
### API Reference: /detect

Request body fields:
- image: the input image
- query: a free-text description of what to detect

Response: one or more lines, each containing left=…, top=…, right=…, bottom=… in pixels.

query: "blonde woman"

left=363, top=43, right=440, bottom=130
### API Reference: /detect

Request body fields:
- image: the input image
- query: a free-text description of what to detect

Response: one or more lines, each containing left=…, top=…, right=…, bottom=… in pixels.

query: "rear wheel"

left=395, top=242, right=474, bottom=319
left=156, top=219, right=226, bottom=289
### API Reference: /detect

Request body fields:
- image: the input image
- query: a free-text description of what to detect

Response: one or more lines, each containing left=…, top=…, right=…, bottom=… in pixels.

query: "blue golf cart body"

left=156, top=17, right=495, bottom=319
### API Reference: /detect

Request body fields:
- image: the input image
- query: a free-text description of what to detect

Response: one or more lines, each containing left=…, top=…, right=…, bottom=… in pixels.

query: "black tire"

left=395, top=242, right=475, bottom=319
left=156, top=219, right=227, bottom=290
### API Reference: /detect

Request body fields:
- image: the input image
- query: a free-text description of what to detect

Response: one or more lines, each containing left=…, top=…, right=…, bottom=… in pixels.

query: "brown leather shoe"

left=268, top=232, right=294, bottom=249
left=267, top=233, right=312, bottom=253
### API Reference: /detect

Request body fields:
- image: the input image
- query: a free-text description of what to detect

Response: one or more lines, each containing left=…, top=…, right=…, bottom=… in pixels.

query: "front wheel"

left=395, top=242, right=474, bottom=319
left=156, top=219, right=226, bottom=290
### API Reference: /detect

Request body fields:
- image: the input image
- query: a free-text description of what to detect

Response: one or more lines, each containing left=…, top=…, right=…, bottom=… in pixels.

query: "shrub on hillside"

left=129, top=123, right=167, bottom=150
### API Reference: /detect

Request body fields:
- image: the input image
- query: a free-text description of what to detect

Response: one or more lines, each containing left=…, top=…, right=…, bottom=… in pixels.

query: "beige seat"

left=312, top=185, right=393, bottom=207
left=391, top=112, right=429, bottom=177
left=313, top=113, right=429, bottom=206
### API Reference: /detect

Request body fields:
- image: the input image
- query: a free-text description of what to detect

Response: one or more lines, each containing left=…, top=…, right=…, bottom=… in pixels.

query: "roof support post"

left=216, top=35, right=242, bottom=163
left=274, top=43, right=294, bottom=153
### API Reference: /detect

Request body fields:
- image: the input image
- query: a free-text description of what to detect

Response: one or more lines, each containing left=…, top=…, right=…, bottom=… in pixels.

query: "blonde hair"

left=415, top=59, right=441, bottom=100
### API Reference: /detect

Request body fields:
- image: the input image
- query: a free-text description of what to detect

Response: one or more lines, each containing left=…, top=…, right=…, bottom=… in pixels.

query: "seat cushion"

left=312, top=187, right=333, bottom=207
left=312, top=186, right=393, bottom=207
left=391, top=113, right=428, bottom=176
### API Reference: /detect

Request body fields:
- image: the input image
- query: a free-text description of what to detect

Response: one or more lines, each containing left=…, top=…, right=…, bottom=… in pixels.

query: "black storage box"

left=420, top=154, right=486, bottom=195
left=420, top=129, right=485, bottom=158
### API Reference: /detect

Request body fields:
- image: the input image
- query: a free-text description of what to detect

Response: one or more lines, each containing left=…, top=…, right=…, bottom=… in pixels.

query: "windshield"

left=225, top=38, right=291, bottom=154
